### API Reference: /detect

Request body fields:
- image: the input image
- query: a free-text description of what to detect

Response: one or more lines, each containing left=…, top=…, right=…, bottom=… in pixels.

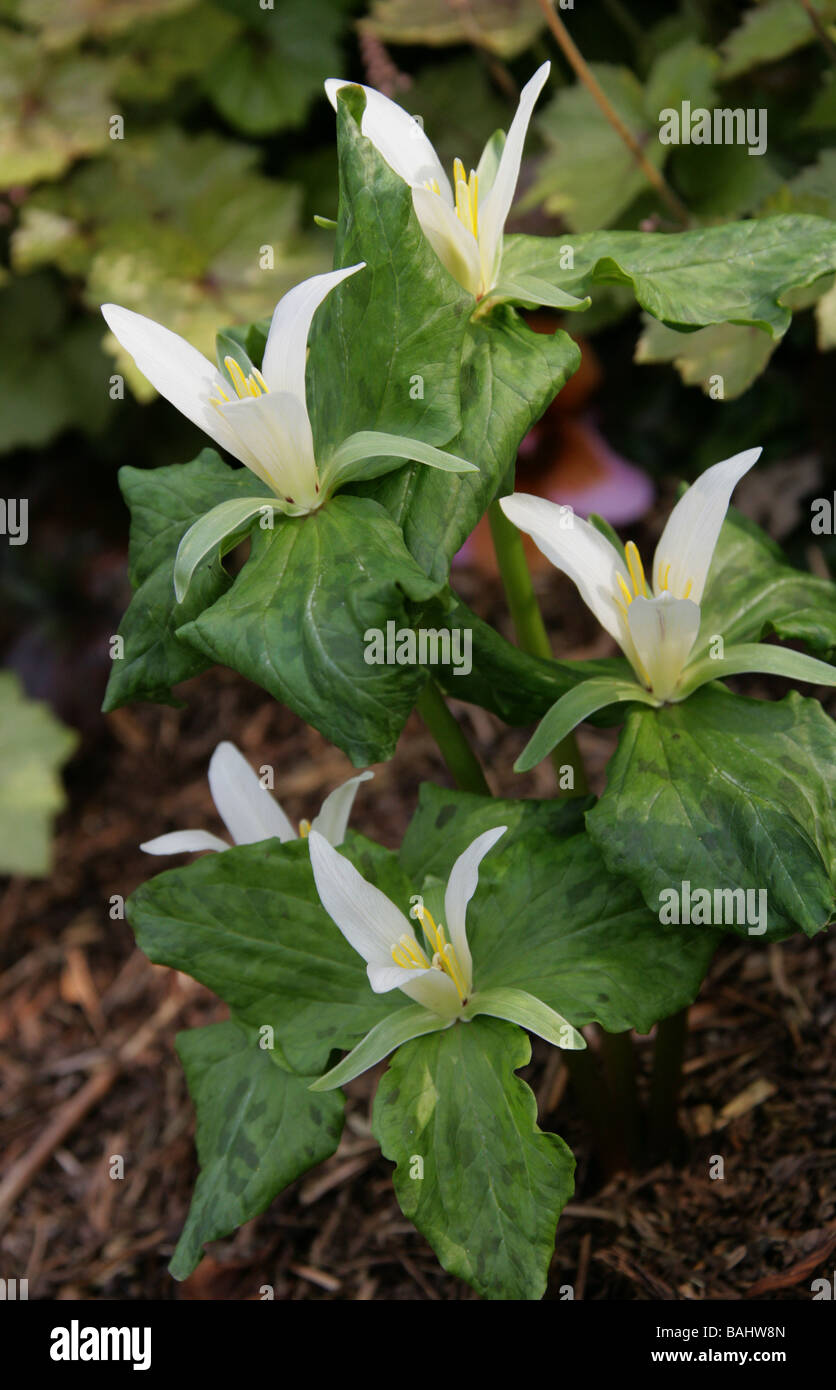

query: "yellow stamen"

left=683, top=579, right=693, bottom=599
left=224, top=355, right=251, bottom=400
left=253, top=367, right=269, bottom=394
left=411, top=905, right=468, bottom=1002
left=298, top=818, right=311, bottom=838
left=469, top=171, right=478, bottom=233
left=624, top=540, right=648, bottom=598
left=616, top=572, right=634, bottom=608
left=246, top=373, right=262, bottom=398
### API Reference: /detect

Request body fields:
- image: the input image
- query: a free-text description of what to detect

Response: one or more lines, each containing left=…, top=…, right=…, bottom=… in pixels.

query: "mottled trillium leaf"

left=586, top=687, right=836, bottom=940
left=502, top=215, right=836, bottom=338
left=360, top=308, right=580, bottom=582
left=170, top=1020, right=344, bottom=1281
left=372, top=1018, right=574, bottom=1300
left=177, top=494, right=443, bottom=765
left=0, top=674, right=77, bottom=877
left=695, top=506, right=836, bottom=660
left=102, top=452, right=266, bottom=712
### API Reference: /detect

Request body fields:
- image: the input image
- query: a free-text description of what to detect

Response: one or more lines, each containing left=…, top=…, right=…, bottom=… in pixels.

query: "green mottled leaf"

left=0, top=674, right=77, bottom=876
left=587, top=687, right=836, bottom=940
left=502, top=216, right=836, bottom=338
left=102, top=452, right=265, bottom=712
left=696, top=506, right=836, bottom=659
left=373, top=1017, right=574, bottom=1299
left=177, top=495, right=442, bottom=764
left=170, top=1020, right=343, bottom=1280
left=360, top=309, right=579, bottom=582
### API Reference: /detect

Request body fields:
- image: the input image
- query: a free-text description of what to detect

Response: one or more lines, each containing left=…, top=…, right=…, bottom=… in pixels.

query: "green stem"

left=488, top=500, right=588, bottom=795
left=599, top=1030, right=642, bottom=1167
left=416, top=680, right=491, bottom=797
left=648, top=1008, right=689, bottom=1162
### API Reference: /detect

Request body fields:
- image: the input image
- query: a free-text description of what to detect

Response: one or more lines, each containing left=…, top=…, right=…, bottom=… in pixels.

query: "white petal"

left=308, top=831, right=414, bottom=967
left=208, top=741, right=296, bottom=845
left=140, top=829, right=230, bottom=855
left=260, top=264, right=365, bottom=402
left=477, top=62, right=550, bottom=291
left=499, top=493, right=630, bottom=647
left=310, top=771, right=373, bottom=846
left=443, top=826, right=506, bottom=991
left=216, top=390, right=319, bottom=507
left=652, top=447, right=762, bottom=602
left=100, top=303, right=255, bottom=469
left=626, top=596, right=701, bottom=701
left=325, top=79, right=451, bottom=197
left=368, top=962, right=463, bottom=1018
left=411, top=186, right=483, bottom=296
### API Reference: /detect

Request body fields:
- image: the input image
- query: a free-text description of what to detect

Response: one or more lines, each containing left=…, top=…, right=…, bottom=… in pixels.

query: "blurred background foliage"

left=1, top=0, right=835, bottom=868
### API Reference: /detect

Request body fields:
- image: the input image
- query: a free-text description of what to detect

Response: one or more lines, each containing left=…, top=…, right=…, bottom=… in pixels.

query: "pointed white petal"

left=208, top=741, right=296, bottom=845
left=443, top=826, right=506, bottom=991
left=626, top=596, right=701, bottom=701
left=325, top=78, right=451, bottom=196
left=411, top=186, right=483, bottom=296
left=310, top=770, right=373, bottom=846
left=652, top=447, right=762, bottom=603
left=140, top=829, right=230, bottom=855
left=100, top=303, right=249, bottom=464
left=260, top=264, right=365, bottom=402
left=477, top=62, right=550, bottom=291
left=308, top=831, right=414, bottom=967
left=368, top=961, right=463, bottom=1017
left=500, top=493, right=630, bottom=646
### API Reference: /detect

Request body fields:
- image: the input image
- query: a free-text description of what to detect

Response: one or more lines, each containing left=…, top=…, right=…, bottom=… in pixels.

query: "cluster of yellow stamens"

left=298, top=818, right=311, bottom=838
left=613, top=541, right=694, bottom=620
left=210, top=355, right=269, bottom=409
left=425, top=157, right=479, bottom=238
left=391, top=904, right=469, bottom=1004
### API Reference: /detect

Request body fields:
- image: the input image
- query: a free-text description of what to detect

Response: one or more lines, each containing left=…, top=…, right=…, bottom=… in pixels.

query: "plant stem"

left=599, top=1030, right=642, bottom=1167
left=535, top=0, right=691, bottom=227
left=488, top=500, right=588, bottom=794
left=648, top=1008, right=689, bottom=1161
left=416, top=680, right=491, bottom=796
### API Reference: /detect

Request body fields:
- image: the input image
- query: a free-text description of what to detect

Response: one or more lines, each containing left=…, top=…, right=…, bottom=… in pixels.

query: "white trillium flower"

left=102, top=268, right=478, bottom=600
left=325, top=63, right=553, bottom=301
left=141, top=740, right=372, bottom=856
left=307, top=825, right=585, bottom=1090
left=502, top=448, right=764, bottom=702
left=501, top=445, right=836, bottom=771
